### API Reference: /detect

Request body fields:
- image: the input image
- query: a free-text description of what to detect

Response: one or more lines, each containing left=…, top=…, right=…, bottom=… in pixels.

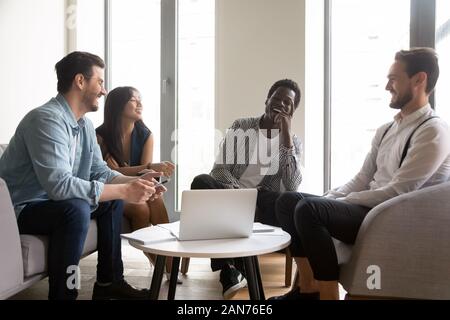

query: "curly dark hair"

left=267, top=79, right=302, bottom=109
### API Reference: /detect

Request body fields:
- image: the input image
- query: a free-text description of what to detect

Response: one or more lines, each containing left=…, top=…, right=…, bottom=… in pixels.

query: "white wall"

left=0, top=0, right=65, bottom=143
left=215, top=0, right=308, bottom=186
left=216, top=0, right=306, bottom=139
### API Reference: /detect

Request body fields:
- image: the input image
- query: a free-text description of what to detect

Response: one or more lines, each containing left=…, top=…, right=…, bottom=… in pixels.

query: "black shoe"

left=220, top=267, right=247, bottom=299
left=92, top=280, right=150, bottom=300
left=268, top=287, right=320, bottom=300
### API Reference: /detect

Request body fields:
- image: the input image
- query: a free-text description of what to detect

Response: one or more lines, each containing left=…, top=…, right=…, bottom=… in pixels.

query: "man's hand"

left=148, top=183, right=168, bottom=202
left=139, top=170, right=164, bottom=182
left=139, top=170, right=169, bottom=201
left=124, top=179, right=156, bottom=204
left=273, top=108, right=292, bottom=132
left=273, top=107, right=294, bottom=148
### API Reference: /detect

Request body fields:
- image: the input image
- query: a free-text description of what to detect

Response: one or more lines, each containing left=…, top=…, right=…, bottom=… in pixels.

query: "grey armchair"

left=0, top=176, right=101, bottom=299
left=337, top=182, right=450, bottom=300
left=0, top=144, right=130, bottom=299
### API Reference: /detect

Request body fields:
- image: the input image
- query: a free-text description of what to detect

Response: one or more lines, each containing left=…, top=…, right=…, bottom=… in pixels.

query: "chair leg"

left=181, top=257, right=190, bottom=275
left=285, top=248, right=293, bottom=287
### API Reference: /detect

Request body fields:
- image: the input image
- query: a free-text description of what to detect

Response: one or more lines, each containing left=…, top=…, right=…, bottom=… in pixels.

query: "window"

left=329, top=0, right=410, bottom=188
left=110, top=0, right=162, bottom=161
left=77, top=0, right=161, bottom=158
left=0, top=0, right=64, bottom=142
left=176, top=0, right=215, bottom=210
left=76, top=0, right=104, bottom=57
left=435, top=0, right=450, bottom=122
left=74, top=0, right=215, bottom=216
left=76, top=0, right=105, bottom=127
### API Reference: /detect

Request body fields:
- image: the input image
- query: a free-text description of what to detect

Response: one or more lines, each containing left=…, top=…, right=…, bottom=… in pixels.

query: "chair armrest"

left=339, top=182, right=450, bottom=299
left=0, top=178, right=24, bottom=299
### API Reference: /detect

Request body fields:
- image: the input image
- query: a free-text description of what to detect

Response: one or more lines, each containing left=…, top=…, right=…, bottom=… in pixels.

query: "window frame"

left=323, top=0, right=437, bottom=192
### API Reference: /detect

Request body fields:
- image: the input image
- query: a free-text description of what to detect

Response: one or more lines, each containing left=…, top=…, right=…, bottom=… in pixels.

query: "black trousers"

left=275, top=192, right=370, bottom=281
left=191, top=174, right=282, bottom=272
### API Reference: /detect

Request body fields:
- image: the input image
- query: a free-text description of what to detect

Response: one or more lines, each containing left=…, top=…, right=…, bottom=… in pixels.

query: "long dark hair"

left=96, top=86, right=149, bottom=166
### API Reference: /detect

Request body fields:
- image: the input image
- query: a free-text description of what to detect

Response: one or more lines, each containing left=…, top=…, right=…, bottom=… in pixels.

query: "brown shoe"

left=92, top=280, right=150, bottom=300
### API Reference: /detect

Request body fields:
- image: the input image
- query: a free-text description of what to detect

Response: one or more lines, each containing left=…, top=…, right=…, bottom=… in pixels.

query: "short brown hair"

left=55, top=51, right=105, bottom=94
left=395, top=48, right=439, bottom=94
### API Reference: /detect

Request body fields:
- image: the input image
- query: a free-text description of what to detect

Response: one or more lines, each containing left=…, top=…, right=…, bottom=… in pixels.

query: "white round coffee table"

left=127, top=226, right=291, bottom=300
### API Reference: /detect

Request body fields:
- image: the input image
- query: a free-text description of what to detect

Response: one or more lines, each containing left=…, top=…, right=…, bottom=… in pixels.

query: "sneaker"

left=220, top=267, right=247, bottom=299
left=267, top=287, right=320, bottom=300
left=92, top=280, right=150, bottom=300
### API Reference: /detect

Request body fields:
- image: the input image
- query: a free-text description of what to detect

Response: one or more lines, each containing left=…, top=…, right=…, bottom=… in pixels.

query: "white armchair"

left=337, top=182, right=450, bottom=300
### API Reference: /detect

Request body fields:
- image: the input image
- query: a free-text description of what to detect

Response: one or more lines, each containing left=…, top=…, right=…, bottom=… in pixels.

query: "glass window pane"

left=111, top=0, right=162, bottom=161
left=0, top=0, right=64, bottom=142
left=330, top=0, right=410, bottom=188
left=435, top=0, right=450, bottom=122
left=76, top=0, right=104, bottom=57
left=76, top=0, right=105, bottom=128
left=177, top=0, right=215, bottom=210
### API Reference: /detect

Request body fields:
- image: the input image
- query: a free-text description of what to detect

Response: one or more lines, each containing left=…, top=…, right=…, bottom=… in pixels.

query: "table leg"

left=243, top=256, right=260, bottom=300
left=167, top=257, right=181, bottom=300
left=252, top=256, right=265, bottom=300
left=149, top=255, right=166, bottom=300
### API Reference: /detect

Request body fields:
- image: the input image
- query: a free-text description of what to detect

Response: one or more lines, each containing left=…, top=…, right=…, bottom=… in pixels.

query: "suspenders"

left=379, top=116, right=439, bottom=168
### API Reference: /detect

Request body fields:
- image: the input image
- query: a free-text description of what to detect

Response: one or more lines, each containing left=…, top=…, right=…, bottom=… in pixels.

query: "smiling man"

left=271, top=48, right=450, bottom=301
left=191, top=79, right=303, bottom=299
left=0, top=51, right=165, bottom=300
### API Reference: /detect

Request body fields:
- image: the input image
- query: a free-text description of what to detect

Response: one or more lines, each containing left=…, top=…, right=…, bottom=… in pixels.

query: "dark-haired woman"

left=96, top=86, right=177, bottom=279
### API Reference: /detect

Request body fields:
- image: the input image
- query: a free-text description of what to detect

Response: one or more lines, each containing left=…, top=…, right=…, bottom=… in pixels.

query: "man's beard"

left=389, top=90, right=413, bottom=110
left=82, top=93, right=100, bottom=112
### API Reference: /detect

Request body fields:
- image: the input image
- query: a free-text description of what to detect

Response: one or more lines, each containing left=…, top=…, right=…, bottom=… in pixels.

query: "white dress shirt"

left=325, top=104, right=450, bottom=208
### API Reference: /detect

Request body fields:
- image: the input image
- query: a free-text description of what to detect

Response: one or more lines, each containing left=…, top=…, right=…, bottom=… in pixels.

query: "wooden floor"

left=10, top=241, right=346, bottom=300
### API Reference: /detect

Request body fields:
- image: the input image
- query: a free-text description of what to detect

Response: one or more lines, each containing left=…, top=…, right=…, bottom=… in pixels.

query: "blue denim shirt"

left=0, top=94, right=120, bottom=218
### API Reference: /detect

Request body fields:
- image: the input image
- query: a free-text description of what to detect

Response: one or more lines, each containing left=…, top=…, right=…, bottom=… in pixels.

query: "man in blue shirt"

left=0, top=51, right=164, bottom=300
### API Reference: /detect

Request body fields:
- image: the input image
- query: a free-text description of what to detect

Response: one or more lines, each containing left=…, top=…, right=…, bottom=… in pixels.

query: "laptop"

left=174, top=189, right=258, bottom=241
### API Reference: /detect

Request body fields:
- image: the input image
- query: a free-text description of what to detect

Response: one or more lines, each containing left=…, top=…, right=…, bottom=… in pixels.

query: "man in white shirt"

left=270, top=48, right=450, bottom=300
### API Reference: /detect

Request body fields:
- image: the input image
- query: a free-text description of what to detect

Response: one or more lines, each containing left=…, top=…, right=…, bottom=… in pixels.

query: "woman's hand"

left=106, top=155, right=121, bottom=170
left=149, top=161, right=175, bottom=177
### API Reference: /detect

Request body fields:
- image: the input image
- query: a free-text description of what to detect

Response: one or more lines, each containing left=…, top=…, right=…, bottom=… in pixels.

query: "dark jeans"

left=18, top=199, right=125, bottom=300
left=191, top=174, right=283, bottom=273
left=275, top=192, right=370, bottom=281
